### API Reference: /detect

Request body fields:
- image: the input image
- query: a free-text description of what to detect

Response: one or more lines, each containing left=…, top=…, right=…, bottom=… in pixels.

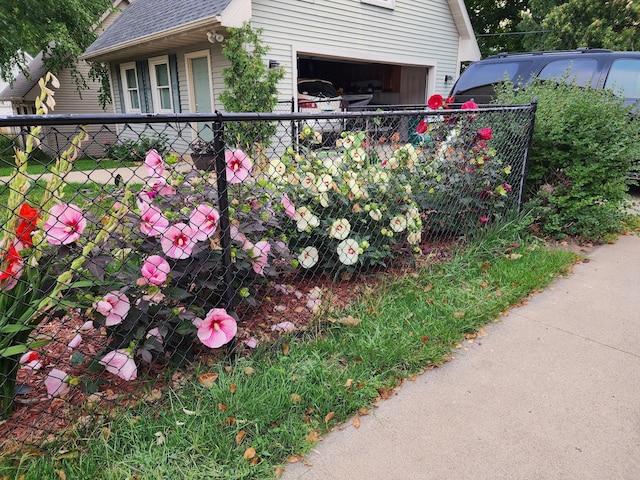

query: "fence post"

left=213, top=112, right=236, bottom=314
left=517, top=99, right=538, bottom=211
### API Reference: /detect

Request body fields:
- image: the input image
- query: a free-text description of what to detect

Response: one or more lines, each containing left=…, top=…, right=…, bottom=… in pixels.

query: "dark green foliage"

left=494, top=79, right=640, bottom=240
left=103, top=134, right=169, bottom=163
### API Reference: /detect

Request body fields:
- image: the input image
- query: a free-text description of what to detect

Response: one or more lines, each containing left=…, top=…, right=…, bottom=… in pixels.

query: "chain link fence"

left=0, top=103, right=536, bottom=447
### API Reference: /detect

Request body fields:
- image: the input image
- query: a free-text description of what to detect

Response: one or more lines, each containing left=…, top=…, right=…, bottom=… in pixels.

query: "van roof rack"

left=491, top=48, right=612, bottom=59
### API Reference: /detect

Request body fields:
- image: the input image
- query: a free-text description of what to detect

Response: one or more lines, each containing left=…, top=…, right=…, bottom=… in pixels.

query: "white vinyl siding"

left=148, top=55, right=174, bottom=113
left=120, top=62, right=141, bottom=113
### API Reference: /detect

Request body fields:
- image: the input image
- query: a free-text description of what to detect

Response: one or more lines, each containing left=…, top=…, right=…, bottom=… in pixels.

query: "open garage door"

left=297, top=56, right=428, bottom=107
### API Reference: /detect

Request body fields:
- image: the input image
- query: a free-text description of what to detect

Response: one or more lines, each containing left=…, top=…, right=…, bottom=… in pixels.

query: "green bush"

left=103, top=133, right=169, bottom=163
left=494, top=79, right=640, bottom=241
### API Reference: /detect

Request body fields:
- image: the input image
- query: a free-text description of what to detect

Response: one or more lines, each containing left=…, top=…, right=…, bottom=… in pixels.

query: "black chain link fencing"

left=0, top=103, right=536, bottom=447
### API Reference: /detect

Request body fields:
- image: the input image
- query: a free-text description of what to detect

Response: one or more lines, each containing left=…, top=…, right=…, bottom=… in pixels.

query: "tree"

left=519, top=0, right=640, bottom=51
left=0, top=0, right=111, bottom=91
left=219, top=21, right=285, bottom=156
left=466, top=0, right=530, bottom=57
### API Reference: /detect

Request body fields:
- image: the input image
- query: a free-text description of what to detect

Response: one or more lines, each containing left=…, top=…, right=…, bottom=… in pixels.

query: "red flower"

left=416, top=119, right=428, bottom=135
left=15, top=203, right=39, bottom=248
left=461, top=100, right=479, bottom=110
left=478, top=127, right=493, bottom=141
left=0, top=244, right=23, bottom=289
left=445, top=96, right=455, bottom=108
left=427, top=94, right=444, bottom=110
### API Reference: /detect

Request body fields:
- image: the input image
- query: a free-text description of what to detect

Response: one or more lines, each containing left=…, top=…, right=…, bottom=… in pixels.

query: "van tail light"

left=298, top=99, right=317, bottom=109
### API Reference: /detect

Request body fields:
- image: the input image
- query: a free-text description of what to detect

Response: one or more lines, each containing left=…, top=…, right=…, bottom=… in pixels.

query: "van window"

left=539, top=59, right=598, bottom=87
left=604, top=59, right=640, bottom=99
left=453, top=62, right=523, bottom=104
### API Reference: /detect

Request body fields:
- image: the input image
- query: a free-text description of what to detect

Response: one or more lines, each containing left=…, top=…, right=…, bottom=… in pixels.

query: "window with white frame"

left=148, top=56, right=174, bottom=113
left=361, top=0, right=395, bottom=8
left=120, top=62, right=141, bottom=113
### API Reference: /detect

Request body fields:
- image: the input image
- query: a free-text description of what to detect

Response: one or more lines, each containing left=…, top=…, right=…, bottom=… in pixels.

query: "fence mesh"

left=0, top=103, right=535, bottom=447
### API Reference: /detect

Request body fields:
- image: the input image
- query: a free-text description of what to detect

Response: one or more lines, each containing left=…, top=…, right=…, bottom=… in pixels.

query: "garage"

left=297, top=55, right=429, bottom=107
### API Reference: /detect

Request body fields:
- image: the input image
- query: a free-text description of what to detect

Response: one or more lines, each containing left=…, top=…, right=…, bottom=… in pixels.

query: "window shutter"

left=115, top=64, right=126, bottom=113
left=137, top=60, right=152, bottom=113
left=169, top=54, right=181, bottom=113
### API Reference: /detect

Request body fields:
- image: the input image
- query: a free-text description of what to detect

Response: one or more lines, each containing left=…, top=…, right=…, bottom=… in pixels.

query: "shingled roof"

left=0, top=52, right=47, bottom=102
left=83, top=0, right=234, bottom=59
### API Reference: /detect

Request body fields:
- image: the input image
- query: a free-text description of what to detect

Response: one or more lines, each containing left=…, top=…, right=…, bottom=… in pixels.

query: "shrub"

left=103, top=133, right=169, bottom=163
left=493, top=79, right=640, bottom=240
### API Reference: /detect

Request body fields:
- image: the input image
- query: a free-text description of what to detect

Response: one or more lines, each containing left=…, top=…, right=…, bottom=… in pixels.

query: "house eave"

left=81, top=17, right=223, bottom=63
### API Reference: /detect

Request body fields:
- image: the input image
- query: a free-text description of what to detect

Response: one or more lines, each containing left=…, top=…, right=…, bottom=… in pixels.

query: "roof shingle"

left=84, top=0, right=233, bottom=56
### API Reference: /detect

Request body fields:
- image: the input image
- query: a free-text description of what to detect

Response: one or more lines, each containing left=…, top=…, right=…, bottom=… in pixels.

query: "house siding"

left=250, top=0, right=461, bottom=101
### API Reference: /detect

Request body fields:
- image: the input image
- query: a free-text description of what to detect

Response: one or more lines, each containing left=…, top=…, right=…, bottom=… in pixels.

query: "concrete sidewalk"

left=282, top=234, right=640, bottom=480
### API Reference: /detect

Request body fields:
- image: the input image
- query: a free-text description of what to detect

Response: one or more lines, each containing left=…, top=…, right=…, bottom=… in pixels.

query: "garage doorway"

left=297, top=56, right=428, bottom=106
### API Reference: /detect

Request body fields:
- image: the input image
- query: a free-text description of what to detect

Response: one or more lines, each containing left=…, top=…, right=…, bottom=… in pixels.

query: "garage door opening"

left=297, top=56, right=428, bottom=107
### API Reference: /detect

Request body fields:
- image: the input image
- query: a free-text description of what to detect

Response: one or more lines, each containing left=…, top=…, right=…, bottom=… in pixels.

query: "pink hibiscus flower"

left=144, top=149, right=165, bottom=177
left=95, top=291, right=131, bottom=326
left=99, top=349, right=137, bottom=381
left=139, top=255, right=171, bottom=286
left=43, top=203, right=86, bottom=245
left=45, top=368, right=70, bottom=398
left=225, top=150, right=253, bottom=184
left=140, top=204, right=169, bottom=237
left=478, top=127, right=493, bottom=140
left=189, top=204, right=221, bottom=241
left=193, top=308, right=237, bottom=348
left=461, top=100, right=479, bottom=110
left=250, top=241, right=271, bottom=276
left=281, top=193, right=296, bottom=219
left=161, top=223, right=197, bottom=259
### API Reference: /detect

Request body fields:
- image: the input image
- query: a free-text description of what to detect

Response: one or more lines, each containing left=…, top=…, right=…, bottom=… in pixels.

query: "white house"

left=80, top=0, right=479, bottom=152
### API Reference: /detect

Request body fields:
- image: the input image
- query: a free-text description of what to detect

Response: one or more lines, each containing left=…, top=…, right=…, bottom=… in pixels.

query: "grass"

left=0, top=218, right=581, bottom=479
left=0, top=156, right=138, bottom=178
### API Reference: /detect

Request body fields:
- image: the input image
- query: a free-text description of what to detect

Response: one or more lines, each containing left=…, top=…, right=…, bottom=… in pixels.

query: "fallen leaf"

left=197, top=373, right=219, bottom=388
left=290, top=393, right=302, bottom=404
left=243, top=447, right=256, bottom=459
left=282, top=343, right=290, bottom=355
left=286, top=456, right=300, bottom=463
left=176, top=421, right=185, bottom=426
left=244, top=367, right=255, bottom=375
left=224, top=366, right=233, bottom=373
left=218, top=403, right=227, bottom=412
left=507, top=253, right=523, bottom=260
left=324, top=411, right=335, bottom=425
left=230, top=384, right=237, bottom=394
left=249, top=457, right=261, bottom=465
left=344, top=378, right=353, bottom=387
left=236, top=430, right=246, bottom=445
left=421, top=335, right=429, bottom=344
left=54, top=470, right=66, bottom=480
left=182, top=408, right=197, bottom=416
left=154, top=431, right=166, bottom=445
left=423, top=284, right=433, bottom=292
left=329, top=315, right=361, bottom=326
left=358, top=407, right=370, bottom=416
left=274, top=467, right=285, bottom=478
left=306, top=431, right=320, bottom=443
left=353, top=414, right=361, bottom=429
left=143, top=389, right=162, bottom=402
left=453, top=311, right=465, bottom=318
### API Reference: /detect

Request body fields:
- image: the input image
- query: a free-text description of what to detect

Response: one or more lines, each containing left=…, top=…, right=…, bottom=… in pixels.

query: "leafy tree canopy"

left=0, top=0, right=111, bottom=90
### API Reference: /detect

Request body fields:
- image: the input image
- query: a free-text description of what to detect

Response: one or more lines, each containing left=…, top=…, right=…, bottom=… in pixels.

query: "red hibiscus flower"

left=427, top=94, right=444, bottom=110
left=478, top=127, right=493, bottom=141
left=416, top=119, right=428, bottom=135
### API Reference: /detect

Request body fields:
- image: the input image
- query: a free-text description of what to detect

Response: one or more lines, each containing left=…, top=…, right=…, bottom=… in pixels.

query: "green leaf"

left=0, top=344, right=28, bottom=358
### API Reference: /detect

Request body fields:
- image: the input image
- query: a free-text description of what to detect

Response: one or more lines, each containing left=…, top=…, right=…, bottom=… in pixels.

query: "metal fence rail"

left=0, top=104, right=536, bottom=446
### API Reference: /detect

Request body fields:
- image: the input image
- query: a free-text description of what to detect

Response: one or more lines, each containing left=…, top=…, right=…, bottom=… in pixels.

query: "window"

left=361, top=0, right=395, bottom=8
left=605, top=59, right=640, bottom=99
left=539, top=59, right=598, bottom=88
left=148, top=56, right=174, bottom=113
left=120, top=62, right=141, bottom=113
